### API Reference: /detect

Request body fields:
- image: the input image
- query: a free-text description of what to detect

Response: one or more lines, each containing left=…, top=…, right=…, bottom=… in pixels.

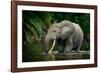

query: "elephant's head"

left=45, top=20, right=75, bottom=54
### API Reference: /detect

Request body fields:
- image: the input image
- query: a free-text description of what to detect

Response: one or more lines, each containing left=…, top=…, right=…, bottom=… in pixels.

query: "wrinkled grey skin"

left=45, top=20, right=83, bottom=53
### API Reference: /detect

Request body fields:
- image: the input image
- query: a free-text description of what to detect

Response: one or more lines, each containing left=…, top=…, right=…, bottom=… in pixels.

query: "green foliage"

left=37, top=12, right=52, bottom=28
left=23, top=11, right=43, bottom=43
left=22, top=10, right=90, bottom=62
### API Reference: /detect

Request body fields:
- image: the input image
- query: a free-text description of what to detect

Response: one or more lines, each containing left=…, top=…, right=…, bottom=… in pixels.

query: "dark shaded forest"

left=22, top=10, right=90, bottom=62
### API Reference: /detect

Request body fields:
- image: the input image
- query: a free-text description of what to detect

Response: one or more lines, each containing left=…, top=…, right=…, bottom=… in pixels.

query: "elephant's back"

left=60, top=20, right=75, bottom=27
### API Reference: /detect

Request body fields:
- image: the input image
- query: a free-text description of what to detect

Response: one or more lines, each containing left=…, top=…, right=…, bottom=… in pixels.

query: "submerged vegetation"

left=22, top=10, right=90, bottom=62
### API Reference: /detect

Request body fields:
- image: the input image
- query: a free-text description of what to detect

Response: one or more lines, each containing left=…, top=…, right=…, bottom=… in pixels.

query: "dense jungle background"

left=22, top=10, right=90, bottom=62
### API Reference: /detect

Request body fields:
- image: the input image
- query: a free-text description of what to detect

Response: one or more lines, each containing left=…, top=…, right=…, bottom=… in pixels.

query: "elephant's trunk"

left=48, top=40, right=56, bottom=54
left=45, top=35, right=51, bottom=53
left=45, top=35, right=56, bottom=54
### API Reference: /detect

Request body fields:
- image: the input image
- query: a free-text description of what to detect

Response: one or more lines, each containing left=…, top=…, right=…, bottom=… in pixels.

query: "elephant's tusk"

left=48, top=40, right=56, bottom=54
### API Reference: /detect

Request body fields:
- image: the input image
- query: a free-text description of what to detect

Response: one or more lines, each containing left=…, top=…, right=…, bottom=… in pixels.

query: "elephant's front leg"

left=64, top=38, right=73, bottom=53
left=57, top=39, right=65, bottom=53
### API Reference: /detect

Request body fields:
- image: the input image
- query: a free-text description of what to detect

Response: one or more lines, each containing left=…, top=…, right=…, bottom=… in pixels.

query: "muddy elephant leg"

left=57, top=39, right=65, bottom=53
left=58, top=45, right=65, bottom=53
left=64, top=38, right=73, bottom=52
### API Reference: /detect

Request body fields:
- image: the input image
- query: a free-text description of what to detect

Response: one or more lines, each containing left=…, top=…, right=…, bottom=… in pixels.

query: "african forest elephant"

left=45, top=20, right=83, bottom=54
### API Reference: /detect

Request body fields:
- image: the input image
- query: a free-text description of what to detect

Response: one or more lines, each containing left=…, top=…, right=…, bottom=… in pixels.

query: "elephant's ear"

left=60, top=26, right=75, bottom=40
